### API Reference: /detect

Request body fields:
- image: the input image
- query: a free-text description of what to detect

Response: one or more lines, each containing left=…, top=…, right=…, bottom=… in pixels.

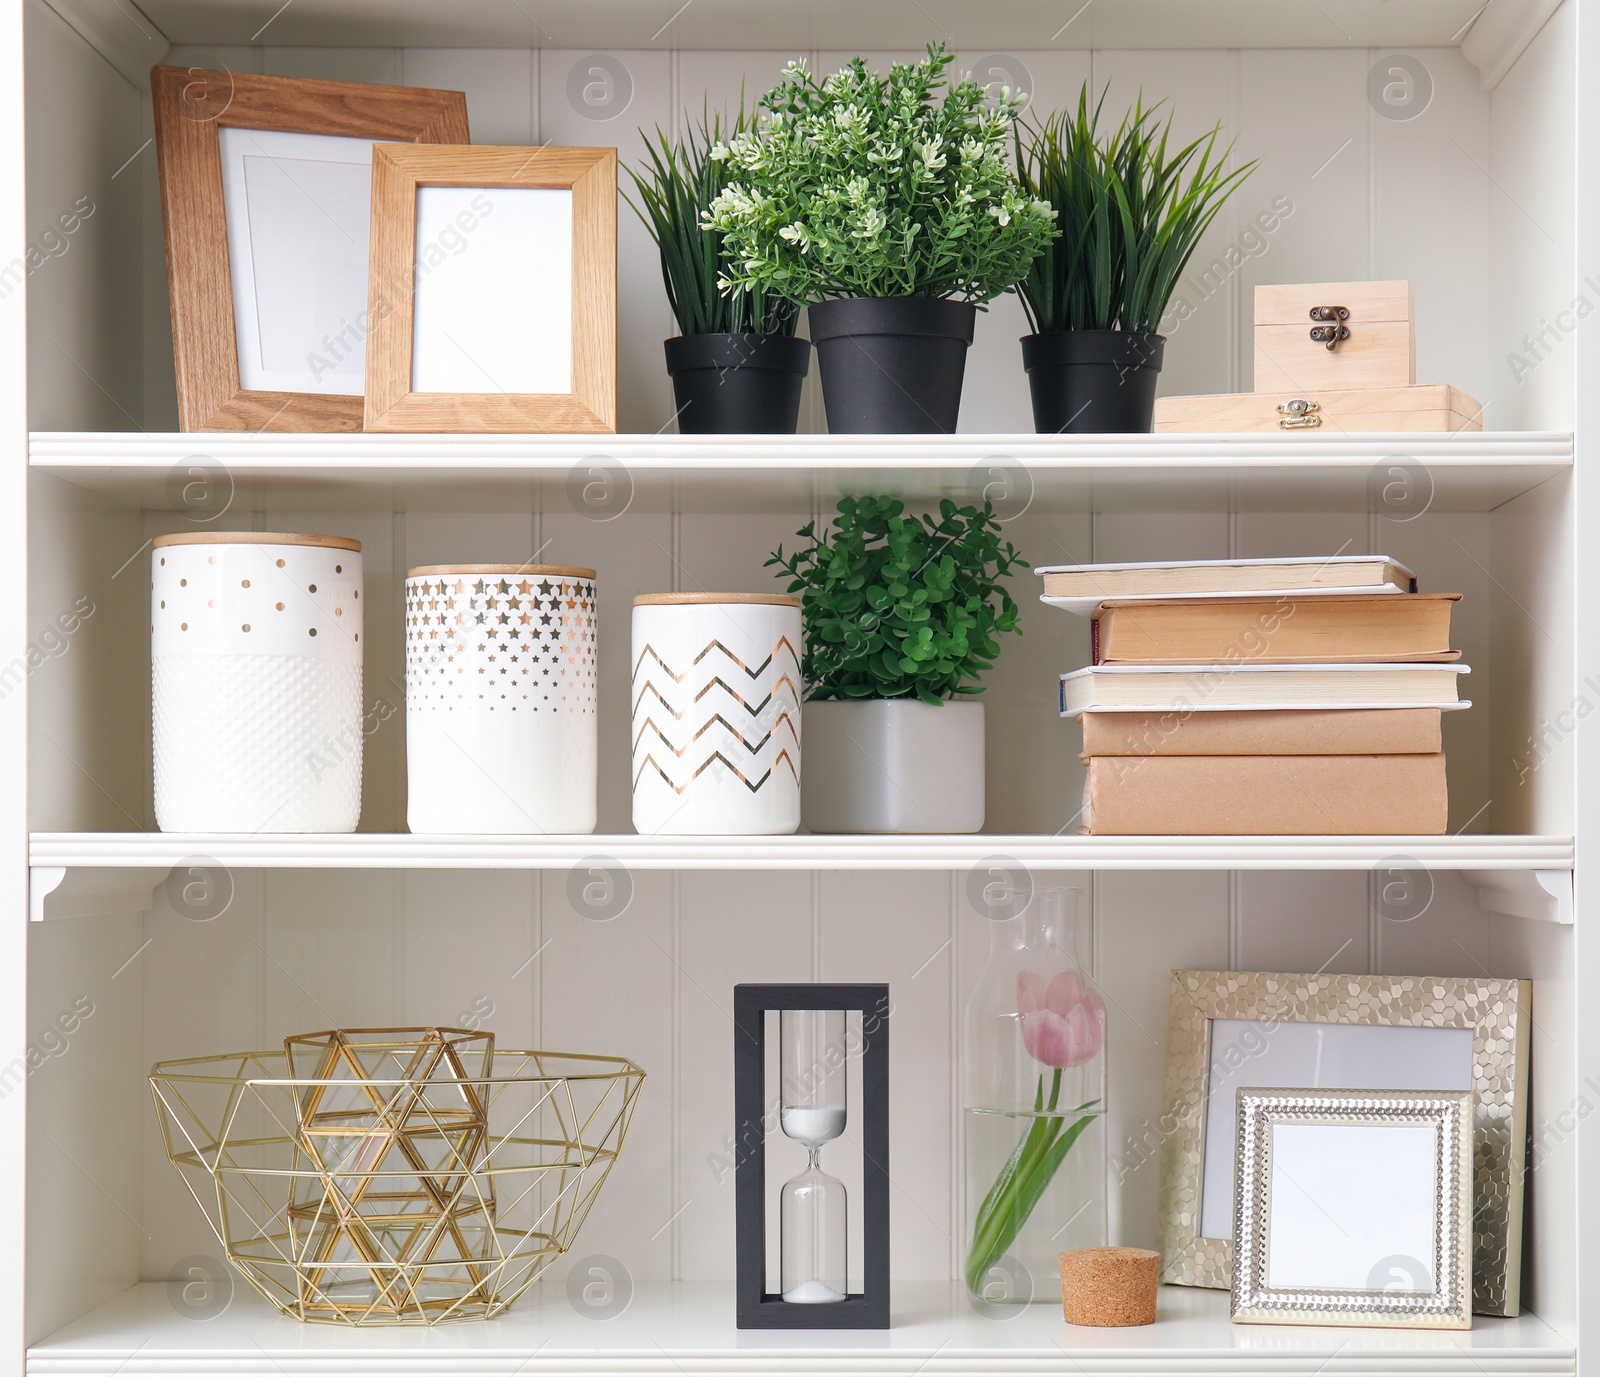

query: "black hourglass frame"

left=734, top=983, right=890, bottom=1329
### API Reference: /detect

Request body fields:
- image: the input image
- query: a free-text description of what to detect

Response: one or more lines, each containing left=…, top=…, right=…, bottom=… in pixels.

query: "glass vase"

left=963, top=887, right=1107, bottom=1303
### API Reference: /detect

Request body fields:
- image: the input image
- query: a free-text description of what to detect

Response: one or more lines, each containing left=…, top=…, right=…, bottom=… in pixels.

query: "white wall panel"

left=540, top=51, right=675, bottom=436
left=539, top=868, right=678, bottom=1281
left=1233, top=50, right=1371, bottom=393
left=1371, top=48, right=1493, bottom=415
left=402, top=47, right=536, bottom=143
left=260, top=47, right=401, bottom=84
left=1488, top=3, right=1575, bottom=432
left=1094, top=870, right=1230, bottom=1250
left=24, top=0, right=143, bottom=432
left=820, top=871, right=953, bottom=1281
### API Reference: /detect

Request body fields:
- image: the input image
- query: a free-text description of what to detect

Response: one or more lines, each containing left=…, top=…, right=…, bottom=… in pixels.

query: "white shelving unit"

left=7, top=1, right=1594, bottom=1376
left=24, top=1282, right=1579, bottom=1377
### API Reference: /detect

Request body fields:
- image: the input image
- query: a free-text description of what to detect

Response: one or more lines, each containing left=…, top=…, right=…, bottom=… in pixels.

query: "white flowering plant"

left=703, top=44, right=1057, bottom=305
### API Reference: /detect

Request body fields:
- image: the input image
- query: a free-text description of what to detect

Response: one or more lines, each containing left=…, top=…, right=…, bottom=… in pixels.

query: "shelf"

left=29, top=432, right=1572, bottom=515
left=107, top=0, right=1501, bottom=56
left=27, top=1281, right=1575, bottom=1376
left=28, top=831, right=1575, bottom=872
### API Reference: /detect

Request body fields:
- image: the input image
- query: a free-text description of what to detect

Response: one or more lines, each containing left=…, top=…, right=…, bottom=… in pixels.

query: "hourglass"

left=780, top=1010, right=847, bottom=1302
left=733, top=984, right=889, bottom=1329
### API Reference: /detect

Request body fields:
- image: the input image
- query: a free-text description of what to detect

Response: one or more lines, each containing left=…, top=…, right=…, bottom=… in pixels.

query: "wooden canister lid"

left=408, top=564, right=597, bottom=579
left=633, top=592, right=800, bottom=607
left=1058, top=1247, right=1158, bottom=1327
left=153, top=531, right=362, bottom=552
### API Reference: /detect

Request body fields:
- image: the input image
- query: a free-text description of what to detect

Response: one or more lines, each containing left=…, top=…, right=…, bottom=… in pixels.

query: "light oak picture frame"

left=363, top=144, right=617, bottom=434
left=1156, top=969, right=1530, bottom=1316
left=151, top=65, right=469, bottom=432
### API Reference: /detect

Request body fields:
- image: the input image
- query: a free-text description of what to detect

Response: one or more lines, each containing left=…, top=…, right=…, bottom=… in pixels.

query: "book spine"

left=1091, top=616, right=1101, bottom=666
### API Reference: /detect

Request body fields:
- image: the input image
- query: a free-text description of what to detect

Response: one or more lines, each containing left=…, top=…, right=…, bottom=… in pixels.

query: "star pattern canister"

left=151, top=531, right=364, bottom=833
left=405, top=564, right=598, bottom=833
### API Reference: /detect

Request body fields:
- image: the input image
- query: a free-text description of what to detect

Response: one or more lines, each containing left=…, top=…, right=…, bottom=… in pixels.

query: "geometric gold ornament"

left=151, top=1028, right=645, bottom=1324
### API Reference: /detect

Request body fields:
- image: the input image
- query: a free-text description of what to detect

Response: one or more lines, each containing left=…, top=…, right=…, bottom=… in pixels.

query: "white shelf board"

left=28, top=432, right=1572, bottom=515
left=118, top=0, right=1495, bottom=54
left=28, top=832, right=1576, bottom=872
left=26, top=1281, right=1575, bottom=1376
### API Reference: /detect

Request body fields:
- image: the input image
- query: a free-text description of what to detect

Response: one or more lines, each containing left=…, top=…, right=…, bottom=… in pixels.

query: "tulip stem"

left=964, top=1073, right=1101, bottom=1296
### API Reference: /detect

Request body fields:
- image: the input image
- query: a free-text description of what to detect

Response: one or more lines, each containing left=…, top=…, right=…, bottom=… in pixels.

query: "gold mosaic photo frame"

left=1157, top=970, right=1530, bottom=1317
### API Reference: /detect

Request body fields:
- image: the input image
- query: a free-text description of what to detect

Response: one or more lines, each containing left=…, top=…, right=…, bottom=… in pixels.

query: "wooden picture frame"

left=151, top=65, right=469, bottom=433
left=363, top=144, right=617, bottom=434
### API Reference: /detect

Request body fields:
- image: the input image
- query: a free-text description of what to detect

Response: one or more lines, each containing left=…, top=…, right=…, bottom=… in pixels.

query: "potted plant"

left=706, top=45, right=1056, bottom=433
left=768, top=494, right=1025, bottom=833
left=1015, top=86, right=1255, bottom=433
left=626, top=108, right=809, bottom=434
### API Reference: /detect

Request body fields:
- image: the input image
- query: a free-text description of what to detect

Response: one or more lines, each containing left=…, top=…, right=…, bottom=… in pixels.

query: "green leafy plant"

left=623, top=106, right=799, bottom=336
left=704, top=43, right=1057, bottom=305
left=767, top=495, right=1026, bottom=705
left=1015, top=84, right=1256, bottom=334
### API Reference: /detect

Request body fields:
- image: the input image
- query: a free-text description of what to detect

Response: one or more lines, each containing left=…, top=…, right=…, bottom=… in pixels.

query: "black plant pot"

left=1021, top=330, right=1166, bottom=434
left=808, top=297, right=977, bottom=434
left=664, top=333, right=811, bottom=434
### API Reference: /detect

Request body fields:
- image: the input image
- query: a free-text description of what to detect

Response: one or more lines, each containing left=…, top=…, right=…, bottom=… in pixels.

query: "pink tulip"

left=1017, top=970, right=1105, bottom=1068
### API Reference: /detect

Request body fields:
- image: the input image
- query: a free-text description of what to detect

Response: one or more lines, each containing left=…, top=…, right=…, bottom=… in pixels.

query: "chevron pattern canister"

left=631, top=593, right=802, bottom=835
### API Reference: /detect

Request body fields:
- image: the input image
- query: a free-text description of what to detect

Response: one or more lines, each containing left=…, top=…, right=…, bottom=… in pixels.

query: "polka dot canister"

left=405, top=565, right=598, bottom=833
left=152, top=532, right=364, bottom=832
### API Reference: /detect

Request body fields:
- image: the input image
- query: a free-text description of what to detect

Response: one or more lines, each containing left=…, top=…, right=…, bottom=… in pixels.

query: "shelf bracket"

left=1461, top=868, right=1572, bottom=925
left=29, top=866, right=163, bottom=923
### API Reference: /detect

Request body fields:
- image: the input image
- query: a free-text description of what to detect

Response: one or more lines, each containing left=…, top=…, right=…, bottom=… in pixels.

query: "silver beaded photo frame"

left=1156, top=970, right=1530, bottom=1316
left=1231, top=1088, right=1474, bottom=1330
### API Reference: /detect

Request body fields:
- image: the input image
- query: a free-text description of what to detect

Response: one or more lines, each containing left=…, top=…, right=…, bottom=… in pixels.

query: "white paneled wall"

left=131, top=41, right=1521, bottom=434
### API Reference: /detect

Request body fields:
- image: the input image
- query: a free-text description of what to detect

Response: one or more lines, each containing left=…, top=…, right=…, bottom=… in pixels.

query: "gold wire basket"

left=150, top=1027, right=645, bottom=1325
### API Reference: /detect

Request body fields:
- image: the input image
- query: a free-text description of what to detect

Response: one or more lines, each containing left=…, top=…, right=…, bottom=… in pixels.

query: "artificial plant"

left=767, top=495, right=1026, bottom=705
left=705, top=43, right=1057, bottom=305
left=624, top=105, right=799, bottom=336
left=1015, top=83, right=1255, bottom=334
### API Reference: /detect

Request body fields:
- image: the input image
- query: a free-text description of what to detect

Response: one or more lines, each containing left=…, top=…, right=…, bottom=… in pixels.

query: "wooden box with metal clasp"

left=1154, top=278, right=1482, bottom=433
left=1154, top=384, right=1482, bottom=434
left=1253, top=279, right=1415, bottom=393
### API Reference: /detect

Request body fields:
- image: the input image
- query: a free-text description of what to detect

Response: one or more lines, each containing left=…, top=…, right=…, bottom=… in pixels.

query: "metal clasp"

left=1276, top=397, right=1322, bottom=429
left=1308, top=305, right=1350, bottom=351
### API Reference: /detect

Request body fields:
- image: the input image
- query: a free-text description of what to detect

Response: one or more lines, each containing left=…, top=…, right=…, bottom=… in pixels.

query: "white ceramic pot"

left=631, top=593, right=801, bottom=835
left=802, top=698, right=985, bottom=834
left=152, top=532, right=364, bottom=833
left=405, top=564, right=598, bottom=833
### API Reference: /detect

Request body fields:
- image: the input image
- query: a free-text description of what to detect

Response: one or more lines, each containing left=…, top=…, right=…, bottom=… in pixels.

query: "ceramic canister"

left=152, top=532, right=364, bottom=832
left=405, top=565, right=598, bottom=833
left=631, top=593, right=801, bottom=835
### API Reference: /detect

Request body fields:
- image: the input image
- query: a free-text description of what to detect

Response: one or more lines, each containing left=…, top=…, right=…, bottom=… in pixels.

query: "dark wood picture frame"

left=151, top=65, right=469, bottom=432
left=363, top=143, right=617, bottom=434
left=734, top=983, right=890, bottom=1330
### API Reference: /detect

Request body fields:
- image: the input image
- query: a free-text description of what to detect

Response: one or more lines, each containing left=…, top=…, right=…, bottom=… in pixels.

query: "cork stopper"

left=1058, top=1247, right=1158, bottom=1327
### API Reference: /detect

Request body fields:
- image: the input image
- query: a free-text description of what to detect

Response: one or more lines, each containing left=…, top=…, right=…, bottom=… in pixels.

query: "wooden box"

left=1154, top=384, right=1482, bottom=434
left=1253, top=280, right=1415, bottom=393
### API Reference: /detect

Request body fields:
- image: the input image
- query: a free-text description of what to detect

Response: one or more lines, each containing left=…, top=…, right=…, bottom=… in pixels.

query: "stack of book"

left=1037, top=557, right=1468, bottom=835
